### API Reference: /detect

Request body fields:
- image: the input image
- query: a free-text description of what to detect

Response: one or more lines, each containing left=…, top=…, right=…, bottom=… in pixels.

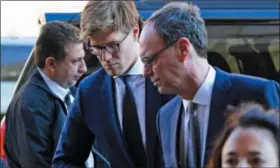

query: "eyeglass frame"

left=86, top=31, right=130, bottom=56
left=141, top=38, right=179, bottom=66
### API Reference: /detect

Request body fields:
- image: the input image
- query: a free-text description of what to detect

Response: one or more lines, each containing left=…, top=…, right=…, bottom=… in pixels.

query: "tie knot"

left=119, top=75, right=128, bottom=80
left=119, top=75, right=132, bottom=86
left=64, top=92, right=72, bottom=110
left=64, top=92, right=71, bottom=104
left=188, top=102, right=197, bottom=113
left=65, top=92, right=71, bottom=100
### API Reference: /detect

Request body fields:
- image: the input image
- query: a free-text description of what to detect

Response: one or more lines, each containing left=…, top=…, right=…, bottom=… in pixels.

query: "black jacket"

left=4, top=69, right=76, bottom=168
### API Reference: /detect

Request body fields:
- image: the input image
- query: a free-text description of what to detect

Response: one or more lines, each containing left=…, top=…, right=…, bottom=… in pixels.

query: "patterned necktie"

left=121, top=76, right=147, bottom=167
left=64, top=92, right=71, bottom=110
left=179, top=105, right=187, bottom=167
left=187, top=102, right=201, bottom=168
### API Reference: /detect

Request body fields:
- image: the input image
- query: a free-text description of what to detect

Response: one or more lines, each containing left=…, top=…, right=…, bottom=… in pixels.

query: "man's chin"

left=68, top=81, right=77, bottom=88
left=157, top=86, right=174, bottom=95
left=104, top=68, right=120, bottom=76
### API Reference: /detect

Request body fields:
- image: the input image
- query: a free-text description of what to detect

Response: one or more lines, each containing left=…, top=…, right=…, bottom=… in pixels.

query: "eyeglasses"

left=141, top=39, right=178, bottom=66
left=87, top=32, right=129, bottom=56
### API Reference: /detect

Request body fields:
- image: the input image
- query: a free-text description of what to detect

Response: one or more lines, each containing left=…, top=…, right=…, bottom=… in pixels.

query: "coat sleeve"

left=18, top=97, right=56, bottom=168
left=52, top=86, right=94, bottom=168
left=264, top=80, right=279, bottom=109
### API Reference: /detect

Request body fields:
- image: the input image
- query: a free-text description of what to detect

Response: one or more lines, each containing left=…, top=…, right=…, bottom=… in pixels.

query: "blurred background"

left=1, top=1, right=87, bottom=114
left=1, top=1, right=279, bottom=116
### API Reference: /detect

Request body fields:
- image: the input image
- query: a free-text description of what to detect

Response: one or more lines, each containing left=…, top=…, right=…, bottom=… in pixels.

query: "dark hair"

left=146, top=2, right=208, bottom=58
left=207, top=103, right=280, bottom=167
left=34, top=21, right=82, bottom=68
left=138, top=17, right=144, bottom=38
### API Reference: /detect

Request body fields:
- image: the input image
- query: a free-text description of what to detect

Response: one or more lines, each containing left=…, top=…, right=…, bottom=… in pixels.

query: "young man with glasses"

left=52, top=1, right=173, bottom=168
left=139, top=2, right=279, bottom=168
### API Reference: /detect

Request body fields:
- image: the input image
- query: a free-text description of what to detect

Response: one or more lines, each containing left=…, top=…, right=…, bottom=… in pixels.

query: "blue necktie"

left=64, top=92, right=71, bottom=110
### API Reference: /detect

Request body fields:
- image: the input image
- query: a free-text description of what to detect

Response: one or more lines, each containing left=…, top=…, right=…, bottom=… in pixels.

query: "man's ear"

left=132, top=24, right=140, bottom=42
left=45, top=57, right=56, bottom=72
left=177, top=37, right=190, bottom=62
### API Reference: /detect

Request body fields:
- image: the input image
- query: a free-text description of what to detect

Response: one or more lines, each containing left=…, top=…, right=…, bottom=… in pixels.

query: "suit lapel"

left=168, top=97, right=182, bottom=165
left=203, top=68, right=232, bottom=166
left=174, top=99, right=183, bottom=165
left=145, top=77, right=161, bottom=166
left=101, top=75, right=133, bottom=166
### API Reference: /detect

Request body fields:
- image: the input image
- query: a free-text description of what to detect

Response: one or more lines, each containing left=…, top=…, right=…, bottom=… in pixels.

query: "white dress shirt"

left=113, top=57, right=147, bottom=148
left=37, top=68, right=74, bottom=109
left=182, top=65, right=216, bottom=166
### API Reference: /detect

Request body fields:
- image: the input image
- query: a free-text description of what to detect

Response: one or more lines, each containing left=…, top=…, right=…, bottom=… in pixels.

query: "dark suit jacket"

left=157, top=68, right=279, bottom=168
left=4, top=69, right=76, bottom=168
left=52, top=68, right=174, bottom=168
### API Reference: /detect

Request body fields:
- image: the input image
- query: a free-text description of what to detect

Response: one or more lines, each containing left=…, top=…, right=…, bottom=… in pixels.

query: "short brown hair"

left=207, top=102, right=280, bottom=167
left=34, top=21, right=81, bottom=68
left=80, top=1, right=139, bottom=40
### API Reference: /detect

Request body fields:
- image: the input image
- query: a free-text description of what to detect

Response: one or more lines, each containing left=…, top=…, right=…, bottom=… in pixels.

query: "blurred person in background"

left=207, top=102, right=279, bottom=168
left=52, top=1, right=173, bottom=168
left=139, top=1, right=280, bottom=167
left=4, top=21, right=88, bottom=168
left=0, top=118, right=7, bottom=165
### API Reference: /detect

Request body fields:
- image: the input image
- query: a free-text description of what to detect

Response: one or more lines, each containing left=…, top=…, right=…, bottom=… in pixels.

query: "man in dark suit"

left=139, top=2, right=280, bottom=168
left=52, top=1, right=173, bottom=168
left=4, top=21, right=87, bottom=168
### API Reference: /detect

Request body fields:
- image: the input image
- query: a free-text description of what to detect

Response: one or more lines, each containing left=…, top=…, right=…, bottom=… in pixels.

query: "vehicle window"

left=206, top=20, right=279, bottom=82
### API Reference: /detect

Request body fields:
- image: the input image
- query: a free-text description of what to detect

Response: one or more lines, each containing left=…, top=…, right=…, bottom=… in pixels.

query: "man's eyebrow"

left=92, top=41, right=116, bottom=47
left=105, top=40, right=119, bottom=45
left=72, top=57, right=83, bottom=61
left=226, top=152, right=237, bottom=157
left=92, top=39, right=120, bottom=47
left=248, top=151, right=261, bottom=156
left=140, top=48, right=150, bottom=58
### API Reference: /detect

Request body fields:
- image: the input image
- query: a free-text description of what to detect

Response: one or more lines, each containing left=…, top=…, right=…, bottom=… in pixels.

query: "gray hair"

left=146, top=2, right=208, bottom=58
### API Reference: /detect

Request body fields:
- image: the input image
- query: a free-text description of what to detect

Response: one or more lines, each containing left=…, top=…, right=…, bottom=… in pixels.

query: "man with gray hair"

left=52, top=1, right=173, bottom=168
left=139, top=2, right=279, bottom=167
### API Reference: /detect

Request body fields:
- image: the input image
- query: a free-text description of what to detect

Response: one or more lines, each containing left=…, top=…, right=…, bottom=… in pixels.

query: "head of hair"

left=145, top=2, right=208, bottom=58
left=80, top=1, right=139, bottom=40
left=207, top=102, right=280, bottom=167
left=34, top=21, right=81, bottom=68
left=138, top=17, right=144, bottom=38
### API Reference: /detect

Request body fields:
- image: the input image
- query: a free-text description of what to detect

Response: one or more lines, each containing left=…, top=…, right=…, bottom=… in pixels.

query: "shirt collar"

left=113, top=57, right=144, bottom=79
left=37, top=67, right=70, bottom=102
left=183, top=66, right=216, bottom=111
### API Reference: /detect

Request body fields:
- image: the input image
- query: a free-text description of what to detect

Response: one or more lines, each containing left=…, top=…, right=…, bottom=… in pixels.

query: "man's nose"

left=79, top=59, right=87, bottom=74
left=237, top=159, right=249, bottom=168
left=102, top=50, right=113, bottom=62
left=143, top=64, right=153, bottom=77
